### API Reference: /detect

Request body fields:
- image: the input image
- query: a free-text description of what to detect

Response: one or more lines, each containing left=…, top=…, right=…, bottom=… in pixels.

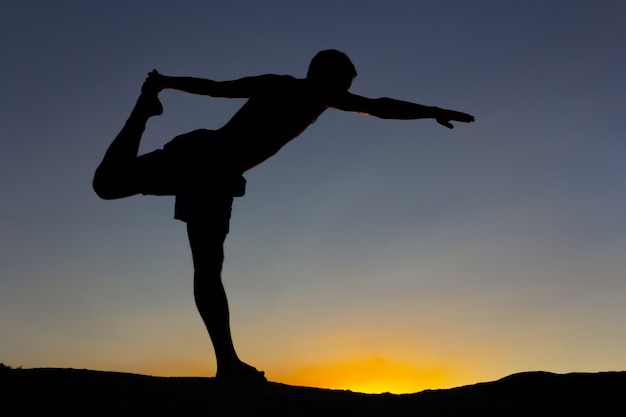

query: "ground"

left=2, top=365, right=623, bottom=416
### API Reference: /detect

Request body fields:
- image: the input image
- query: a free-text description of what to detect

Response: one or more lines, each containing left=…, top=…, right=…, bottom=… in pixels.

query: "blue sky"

left=1, top=1, right=625, bottom=393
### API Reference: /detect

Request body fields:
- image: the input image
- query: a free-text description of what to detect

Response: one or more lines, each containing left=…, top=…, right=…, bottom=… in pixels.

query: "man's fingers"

left=437, top=119, right=454, bottom=129
left=460, top=113, right=475, bottom=123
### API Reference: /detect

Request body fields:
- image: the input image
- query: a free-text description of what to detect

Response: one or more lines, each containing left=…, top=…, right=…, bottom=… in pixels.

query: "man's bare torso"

left=217, top=75, right=330, bottom=171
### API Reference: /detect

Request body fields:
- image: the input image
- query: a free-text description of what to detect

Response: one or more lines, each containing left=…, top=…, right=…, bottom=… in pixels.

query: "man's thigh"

left=131, top=149, right=176, bottom=196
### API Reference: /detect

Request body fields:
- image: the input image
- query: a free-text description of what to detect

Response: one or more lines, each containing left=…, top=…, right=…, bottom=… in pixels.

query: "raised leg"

left=186, top=222, right=266, bottom=382
left=92, top=85, right=163, bottom=200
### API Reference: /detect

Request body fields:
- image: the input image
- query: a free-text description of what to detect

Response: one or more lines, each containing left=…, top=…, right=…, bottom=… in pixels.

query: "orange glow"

left=79, top=352, right=488, bottom=394
left=275, top=356, right=453, bottom=394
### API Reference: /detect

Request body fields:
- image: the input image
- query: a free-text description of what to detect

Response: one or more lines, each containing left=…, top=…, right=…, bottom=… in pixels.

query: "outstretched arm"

left=332, top=93, right=475, bottom=129
left=144, top=70, right=270, bottom=99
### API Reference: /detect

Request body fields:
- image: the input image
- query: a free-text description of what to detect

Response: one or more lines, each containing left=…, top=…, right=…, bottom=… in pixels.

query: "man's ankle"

left=124, top=116, right=147, bottom=131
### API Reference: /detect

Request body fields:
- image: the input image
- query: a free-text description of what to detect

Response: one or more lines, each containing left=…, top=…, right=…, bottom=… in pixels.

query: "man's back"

left=217, top=75, right=330, bottom=171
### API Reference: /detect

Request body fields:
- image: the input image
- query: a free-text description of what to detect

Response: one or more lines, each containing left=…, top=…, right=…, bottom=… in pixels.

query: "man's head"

left=307, top=49, right=357, bottom=91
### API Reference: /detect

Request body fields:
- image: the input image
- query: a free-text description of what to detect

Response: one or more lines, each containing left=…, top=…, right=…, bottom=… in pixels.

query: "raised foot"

left=134, top=74, right=164, bottom=118
left=135, top=92, right=163, bottom=118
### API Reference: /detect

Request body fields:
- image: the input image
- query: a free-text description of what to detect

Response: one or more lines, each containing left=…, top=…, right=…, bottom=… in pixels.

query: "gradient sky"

left=1, top=1, right=624, bottom=394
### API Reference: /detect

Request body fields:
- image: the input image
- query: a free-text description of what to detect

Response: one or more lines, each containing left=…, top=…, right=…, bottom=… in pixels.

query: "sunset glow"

left=279, top=357, right=451, bottom=394
left=88, top=356, right=468, bottom=394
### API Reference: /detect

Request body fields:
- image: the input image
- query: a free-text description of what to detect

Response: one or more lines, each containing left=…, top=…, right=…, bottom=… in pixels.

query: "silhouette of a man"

left=93, top=50, right=475, bottom=382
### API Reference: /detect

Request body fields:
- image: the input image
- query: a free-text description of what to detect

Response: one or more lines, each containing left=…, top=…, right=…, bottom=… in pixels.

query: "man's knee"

left=92, top=182, right=112, bottom=201
left=92, top=169, right=137, bottom=200
left=92, top=170, right=114, bottom=200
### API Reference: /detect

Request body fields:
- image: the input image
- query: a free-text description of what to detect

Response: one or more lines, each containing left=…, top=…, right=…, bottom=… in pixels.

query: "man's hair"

left=307, top=49, right=357, bottom=83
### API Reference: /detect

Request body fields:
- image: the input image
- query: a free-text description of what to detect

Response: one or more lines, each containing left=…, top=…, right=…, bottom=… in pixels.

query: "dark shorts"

left=131, top=129, right=245, bottom=231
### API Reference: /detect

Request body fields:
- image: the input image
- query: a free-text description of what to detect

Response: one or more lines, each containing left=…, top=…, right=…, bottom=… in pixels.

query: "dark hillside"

left=2, top=365, right=623, bottom=416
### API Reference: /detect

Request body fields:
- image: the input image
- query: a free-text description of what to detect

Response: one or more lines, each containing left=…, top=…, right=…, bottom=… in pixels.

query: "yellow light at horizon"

left=83, top=352, right=486, bottom=394
left=275, top=356, right=455, bottom=394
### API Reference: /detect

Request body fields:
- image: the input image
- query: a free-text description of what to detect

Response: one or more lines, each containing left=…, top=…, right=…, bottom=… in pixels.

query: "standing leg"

left=93, top=84, right=163, bottom=200
left=186, top=222, right=266, bottom=382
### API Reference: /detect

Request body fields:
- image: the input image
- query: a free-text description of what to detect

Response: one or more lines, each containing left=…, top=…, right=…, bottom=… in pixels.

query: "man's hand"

left=436, top=109, right=475, bottom=129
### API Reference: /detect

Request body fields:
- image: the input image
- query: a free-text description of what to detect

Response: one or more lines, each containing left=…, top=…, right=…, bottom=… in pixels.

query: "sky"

left=1, top=1, right=625, bottom=394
